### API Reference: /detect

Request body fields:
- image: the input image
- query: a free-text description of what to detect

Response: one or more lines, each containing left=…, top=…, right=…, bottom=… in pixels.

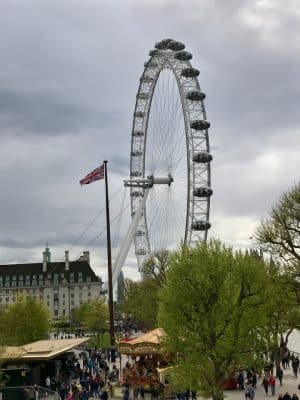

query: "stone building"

left=0, top=247, right=103, bottom=319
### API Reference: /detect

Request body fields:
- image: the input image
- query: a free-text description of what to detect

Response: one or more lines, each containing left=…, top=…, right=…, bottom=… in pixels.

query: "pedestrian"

left=268, top=374, right=276, bottom=396
left=277, top=367, right=283, bottom=386
left=248, top=384, right=255, bottom=400
left=278, top=394, right=283, bottom=400
left=283, top=393, right=292, bottom=400
left=238, top=372, right=245, bottom=390
left=292, top=395, right=299, bottom=400
left=292, top=357, right=300, bottom=378
left=262, top=375, right=269, bottom=395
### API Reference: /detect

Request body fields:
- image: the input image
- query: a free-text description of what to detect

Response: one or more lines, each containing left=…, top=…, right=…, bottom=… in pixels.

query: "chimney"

left=78, top=251, right=90, bottom=264
left=43, top=251, right=47, bottom=272
left=65, top=250, right=69, bottom=271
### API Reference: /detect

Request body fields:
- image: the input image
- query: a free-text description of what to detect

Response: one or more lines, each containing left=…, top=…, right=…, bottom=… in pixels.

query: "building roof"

left=1, top=338, right=89, bottom=361
left=0, top=260, right=101, bottom=284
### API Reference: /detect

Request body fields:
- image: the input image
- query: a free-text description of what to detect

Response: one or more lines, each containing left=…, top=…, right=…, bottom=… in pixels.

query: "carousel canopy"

left=118, top=328, right=165, bottom=355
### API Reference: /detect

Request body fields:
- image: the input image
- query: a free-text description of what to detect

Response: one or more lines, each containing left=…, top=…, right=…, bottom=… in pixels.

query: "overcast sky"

left=0, top=0, right=299, bottom=282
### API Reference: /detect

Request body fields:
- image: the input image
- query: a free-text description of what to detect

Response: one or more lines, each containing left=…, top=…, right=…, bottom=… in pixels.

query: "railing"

left=0, top=385, right=60, bottom=400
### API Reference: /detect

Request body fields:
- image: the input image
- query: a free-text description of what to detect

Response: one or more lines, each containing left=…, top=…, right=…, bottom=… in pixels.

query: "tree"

left=121, top=250, right=170, bottom=327
left=76, top=298, right=109, bottom=345
left=158, top=240, right=275, bottom=400
left=255, top=182, right=300, bottom=266
left=0, top=295, right=50, bottom=346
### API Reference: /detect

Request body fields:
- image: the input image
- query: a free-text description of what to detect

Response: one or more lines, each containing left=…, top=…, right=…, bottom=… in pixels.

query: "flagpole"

left=103, top=160, right=115, bottom=361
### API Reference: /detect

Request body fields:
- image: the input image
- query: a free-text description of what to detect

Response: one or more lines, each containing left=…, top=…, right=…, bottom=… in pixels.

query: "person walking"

left=277, top=367, right=283, bottom=386
left=291, top=394, right=299, bottom=400
left=262, top=375, right=269, bottom=395
left=268, top=374, right=276, bottom=396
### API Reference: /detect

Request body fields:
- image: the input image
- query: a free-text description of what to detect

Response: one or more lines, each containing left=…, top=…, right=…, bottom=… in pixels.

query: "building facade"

left=0, top=247, right=103, bottom=319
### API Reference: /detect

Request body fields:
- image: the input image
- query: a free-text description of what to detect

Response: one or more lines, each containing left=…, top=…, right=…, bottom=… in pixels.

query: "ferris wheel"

left=112, top=39, right=212, bottom=283
left=125, top=38, right=213, bottom=268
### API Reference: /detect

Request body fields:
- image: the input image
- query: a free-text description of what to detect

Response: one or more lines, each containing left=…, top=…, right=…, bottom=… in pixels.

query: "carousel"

left=117, top=328, right=171, bottom=392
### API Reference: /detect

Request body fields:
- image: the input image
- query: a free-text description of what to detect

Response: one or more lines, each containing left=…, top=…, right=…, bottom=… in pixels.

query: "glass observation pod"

left=136, top=249, right=146, bottom=255
left=134, top=111, right=145, bottom=118
left=193, top=187, right=213, bottom=197
left=131, top=191, right=143, bottom=197
left=155, top=38, right=174, bottom=50
left=181, top=67, right=200, bottom=78
left=131, top=171, right=143, bottom=177
left=168, top=40, right=185, bottom=51
left=137, top=93, right=150, bottom=100
left=132, top=130, right=144, bottom=137
left=186, top=90, right=206, bottom=101
left=135, top=230, right=145, bottom=236
left=191, top=220, right=211, bottom=231
left=140, top=75, right=154, bottom=83
left=149, top=49, right=160, bottom=57
left=192, top=152, right=213, bottom=163
left=174, top=51, right=193, bottom=61
left=131, top=150, right=143, bottom=157
left=144, top=60, right=158, bottom=68
left=190, top=120, right=211, bottom=130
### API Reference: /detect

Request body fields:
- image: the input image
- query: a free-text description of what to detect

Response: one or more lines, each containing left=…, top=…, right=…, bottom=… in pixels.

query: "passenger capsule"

left=132, top=150, right=143, bottom=157
left=149, top=49, right=160, bottom=56
left=133, top=130, right=144, bottom=137
left=191, top=220, right=211, bottom=231
left=131, top=191, right=143, bottom=197
left=174, top=51, right=192, bottom=61
left=190, top=120, right=211, bottom=130
left=137, top=93, right=149, bottom=100
left=193, top=152, right=213, bottom=163
left=186, top=90, right=206, bottom=101
left=140, top=75, right=154, bottom=83
left=144, top=60, right=158, bottom=68
left=134, top=111, right=145, bottom=118
left=181, top=67, right=200, bottom=78
left=131, top=171, right=142, bottom=177
left=155, top=39, right=173, bottom=50
left=193, top=187, right=213, bottom=197
left=136, top=248, right=146, bottom=255
left=168, top=40, right=185, bottom=51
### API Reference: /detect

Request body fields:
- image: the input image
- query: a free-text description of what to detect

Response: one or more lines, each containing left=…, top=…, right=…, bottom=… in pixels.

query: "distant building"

left=0, top=247, right=104, bottom=319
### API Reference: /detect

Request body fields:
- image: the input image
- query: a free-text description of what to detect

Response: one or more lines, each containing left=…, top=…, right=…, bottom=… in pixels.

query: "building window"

left=12, top=281, right=16, bottom=287
left=86, top=277, right=91, bottom=283
left=40, top=295, right=43, bottom=299
left=47, top=302, right=50, bottom=307
left=79, top=293, right=82, bottom=298
left=39, top=274, right=43, bottom=280
left=5, top=290, right=9, bottom=294
left=87, top=285, right=91, bottom=289
left=71, top=293, right=74, bottom=298
left=39, top=288, right=44, bottom=292
left=19, top=281, right=23, bottom=287
left=80, top=300, right=83, bottom=305
left=63, top=293, right=66, bottom=298
left=54, top=310, right=58, bottom=317
left=62, top=301, right=65, bottom=306
left=88, top=292, right=91, bottom=297
left=71, top=300, right=74, bottom=306
left=47, top=294, right=50, bottom=299
left=5, top=297, right=9, bottom=302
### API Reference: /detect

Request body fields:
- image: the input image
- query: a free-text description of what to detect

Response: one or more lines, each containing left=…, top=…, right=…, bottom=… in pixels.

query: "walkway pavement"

left=221, top=367, right=300, bottom=400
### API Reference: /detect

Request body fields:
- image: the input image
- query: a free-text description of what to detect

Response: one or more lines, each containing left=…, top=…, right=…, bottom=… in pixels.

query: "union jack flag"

left=79, top=163, right=104, bottom=185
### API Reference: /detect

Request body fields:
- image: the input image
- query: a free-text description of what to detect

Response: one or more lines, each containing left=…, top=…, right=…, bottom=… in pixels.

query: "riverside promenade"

left=220, top=366, right=300, bottom=400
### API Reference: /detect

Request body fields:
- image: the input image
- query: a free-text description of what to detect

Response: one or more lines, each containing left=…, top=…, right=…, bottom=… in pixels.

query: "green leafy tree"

left=77, top=298, right=109, bottom=345
left=121, top=250, right=170, bottom=327
left=255, top=182, right=300, bottom=266
left=158, top=240, right=275, bottom=400
left=121, top=278, right=158, bottom=327
left=0, top=295, right=50, bottom=345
